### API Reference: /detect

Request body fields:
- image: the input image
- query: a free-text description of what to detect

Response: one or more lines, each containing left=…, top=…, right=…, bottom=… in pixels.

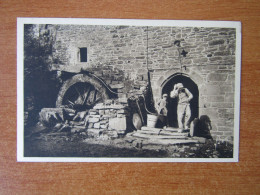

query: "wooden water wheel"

left=56, top=74, right=109, bottom=110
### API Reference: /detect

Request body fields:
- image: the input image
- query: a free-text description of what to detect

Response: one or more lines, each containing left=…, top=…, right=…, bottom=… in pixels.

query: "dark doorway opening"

left=162, top=74, right=199, bottom=128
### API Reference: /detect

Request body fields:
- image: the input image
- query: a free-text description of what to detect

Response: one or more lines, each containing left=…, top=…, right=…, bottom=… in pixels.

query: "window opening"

left=79, top=47, right=87, bottom=62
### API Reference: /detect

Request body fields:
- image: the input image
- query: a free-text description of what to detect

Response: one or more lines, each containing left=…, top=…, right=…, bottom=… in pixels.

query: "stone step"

left=136, top=130, right=189, bottom=137
left=142, top=139, right=199, bottom=145
left=141, top=126, right=190, bottom=133
left=132, top=132, right=188, bottom=139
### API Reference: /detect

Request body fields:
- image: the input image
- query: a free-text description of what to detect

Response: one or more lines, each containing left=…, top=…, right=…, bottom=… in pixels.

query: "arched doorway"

left=162, top=74, right=199, bottom=128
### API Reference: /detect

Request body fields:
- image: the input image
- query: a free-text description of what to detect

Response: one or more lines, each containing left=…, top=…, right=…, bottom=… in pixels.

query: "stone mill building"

left=31, top=23, right=237, bottom=143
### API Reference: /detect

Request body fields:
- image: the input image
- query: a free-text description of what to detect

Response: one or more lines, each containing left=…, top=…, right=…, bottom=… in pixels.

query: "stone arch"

left=153, top=69, right=202, bottom=128
left=56, top=74, right=109, bottom=108
left=156, top=69, right=203, bottom=92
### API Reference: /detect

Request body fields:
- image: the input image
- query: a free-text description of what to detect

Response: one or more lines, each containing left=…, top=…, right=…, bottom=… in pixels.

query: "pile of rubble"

left=38, top=98, right=131, bottom=140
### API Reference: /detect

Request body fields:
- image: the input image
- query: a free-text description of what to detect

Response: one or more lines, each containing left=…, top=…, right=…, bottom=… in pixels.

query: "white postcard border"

left=17, top=18, right=241, bottom=162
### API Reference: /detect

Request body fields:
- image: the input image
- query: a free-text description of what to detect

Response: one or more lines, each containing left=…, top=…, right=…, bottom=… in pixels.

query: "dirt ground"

left=24, top=125, right=233, bottom=158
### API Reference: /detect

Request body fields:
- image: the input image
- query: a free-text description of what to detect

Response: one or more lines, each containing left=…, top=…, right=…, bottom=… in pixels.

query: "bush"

left=24, top=24, right=59, bottom=127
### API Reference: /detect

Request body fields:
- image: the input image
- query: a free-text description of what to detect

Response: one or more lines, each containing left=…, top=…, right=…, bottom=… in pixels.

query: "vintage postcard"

left=17, top=18, right=241, bottom=162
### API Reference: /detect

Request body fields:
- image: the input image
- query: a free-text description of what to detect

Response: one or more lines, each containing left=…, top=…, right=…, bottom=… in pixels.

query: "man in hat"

left=157, top=93, right=169, bottom=128
left=170, top=83, right=193, bottom=132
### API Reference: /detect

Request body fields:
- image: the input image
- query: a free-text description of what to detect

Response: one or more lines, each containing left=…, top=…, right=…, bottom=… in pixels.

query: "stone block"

left=193, top=58, right=208, bottom=64
left=109, top=83, right=125, bottom=89
left=102, top=114, right=111, bottom=118
left=111, top=81, right=119, bottom=85
left=117, top=109, right=127, bottom=114
left=201, top=85, right=221, bottom=95
left=207, top=96, right=225, bottom=102
left=109, top=104, right=125, bottom=109
left=200, top=108, right=219, bottom=121
left=88, top=123, right=93, bottom=128
left=89, top=111, right=98, bottom=115
left=106, top=100, right=114, bottom=105
left=211, top=102, right=233, bottom=108
left=217, top=126, right=233, bottom=132
left=117, top=114, right=125, bottom=118
left=118, top=93, right=127, bottom=99
left=209, top=39, right=224, bottom=45
left=94, top=123, right=100, bottom=129
left=90, top=115, right=101, bottom=118
left=214, top=131, right=224, bottom=135
left=225, top=93, right=235, bottom=102
left=117, top=130, right=127, bottom=135
left=118, top=98, right=128, bottom=104
left=87, top=128, right=102, bottom=137
left=227, top=74, right=235, bottom=82
left=214, top=51, right=230, bottom=56
left=110, top=113, right=117, bottom=118
left=88, top=117, right=100, bottom=123
left=189, top=71, right=203, bottom=84
left=99, top=110, right=105, bottom=115
left=104, top=130, right=118, bottom=138
left=100, top=124, right=108, bottom=129
left=100, top=120, right=108, bottom=124
left=192, top=137, right=206, bottom=144
left=220, top=85, right=233, bottom=92
left=209, top=57, right=222, bottom=62
left=89, top=109, right=98, bottom=113
left=223, top=131, right=233, bottom=136
left=94, top=103, right=105, bottom=108
left=207, top=73, right=227, bottom=82
left=109, top=117, right=127, bottom=131
left=105, top=79, right=111, bottom=84
left=217, top=108, right=234, bottom=118
left=105, top=110, right=110, bottom=115
left=71, top=127, right=86, bottom=133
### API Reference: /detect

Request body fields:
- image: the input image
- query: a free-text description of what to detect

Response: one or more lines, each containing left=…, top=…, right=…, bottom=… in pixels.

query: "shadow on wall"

left=162, top=74, right=199, bottom=128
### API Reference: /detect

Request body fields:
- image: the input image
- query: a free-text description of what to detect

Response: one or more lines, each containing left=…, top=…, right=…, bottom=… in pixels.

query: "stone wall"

left=148, top=27, right=236, bottom=141
left=48, top=25, right=149, bottom=98
left=86, top=99, right=130, bottom=139
left=44, top=24, right=236, bottom=142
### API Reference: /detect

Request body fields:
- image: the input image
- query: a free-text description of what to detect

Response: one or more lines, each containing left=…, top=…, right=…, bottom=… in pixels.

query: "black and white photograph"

left=17, top=18, right=241, bottom=162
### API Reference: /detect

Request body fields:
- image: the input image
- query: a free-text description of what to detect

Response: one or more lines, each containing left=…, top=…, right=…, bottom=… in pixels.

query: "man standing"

left=170, top=83, right=193, bottom=132
left=157, top=93, right=169, bottom=128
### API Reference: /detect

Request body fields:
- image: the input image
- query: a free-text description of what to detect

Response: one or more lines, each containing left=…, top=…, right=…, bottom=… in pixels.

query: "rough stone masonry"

left=36, top=24, right=236, bottom=142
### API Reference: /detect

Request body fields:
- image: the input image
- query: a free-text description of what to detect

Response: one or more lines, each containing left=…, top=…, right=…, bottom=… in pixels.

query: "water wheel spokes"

left=75, top=86, right=84, bottom=102
left=82, top=86, right=91, bottom=105
left=62, top=82, right=104, bottom=111
left=67, top=99, right=75, bottom=105
left=56, top=74, right=109, bottom=109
